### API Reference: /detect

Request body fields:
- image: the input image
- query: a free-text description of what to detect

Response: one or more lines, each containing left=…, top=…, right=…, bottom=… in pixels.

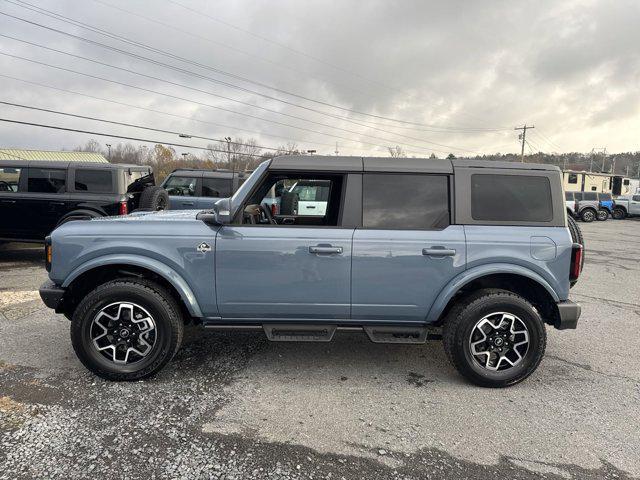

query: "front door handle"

left=422, top=247, right=456, bottom=257
left=181, top=201, right=195, bottom=206
left=50, top=201, right=65, bottom=206
left=0, top=199, right=16, bottom=204
left=309, top=245, right=343, bottom=255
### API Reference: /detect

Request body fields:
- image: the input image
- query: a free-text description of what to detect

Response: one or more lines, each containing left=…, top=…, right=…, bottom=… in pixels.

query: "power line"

left=0, top=29, right=478, bottom=154
left=3, top=1, right=511, bottom=133
left=0, top=100, right=287, bottom=152
left=533, top=129, right=563, bottom=152
left=0, top=51, right=447, bottom=155
left=0, top=22, right=497, bottom=154
left=0, top=117, right=268, bottom=157
left=0, top=74, right=341, bottom=151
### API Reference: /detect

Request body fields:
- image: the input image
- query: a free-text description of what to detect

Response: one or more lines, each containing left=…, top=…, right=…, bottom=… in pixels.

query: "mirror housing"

left=196, top=210, right=222, bottom=226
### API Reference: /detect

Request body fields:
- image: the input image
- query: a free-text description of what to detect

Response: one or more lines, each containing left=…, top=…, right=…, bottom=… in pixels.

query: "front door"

left=351, top=173, right=466, bottom=323
left=215, top=172, right=352, bottom=320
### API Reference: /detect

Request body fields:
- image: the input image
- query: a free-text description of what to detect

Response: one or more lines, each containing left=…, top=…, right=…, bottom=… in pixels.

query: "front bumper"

left=555, top=300, right=581, bottom=330
left=39, top=280, right=66, bottom=311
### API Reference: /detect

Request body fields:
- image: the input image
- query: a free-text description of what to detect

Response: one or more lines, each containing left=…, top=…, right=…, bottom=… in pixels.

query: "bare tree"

left=388, top=145, right=405, bottom=158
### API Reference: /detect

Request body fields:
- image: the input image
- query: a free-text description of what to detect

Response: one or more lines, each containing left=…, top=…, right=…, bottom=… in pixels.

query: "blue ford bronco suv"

left=39, top=156, right=583, bottom=387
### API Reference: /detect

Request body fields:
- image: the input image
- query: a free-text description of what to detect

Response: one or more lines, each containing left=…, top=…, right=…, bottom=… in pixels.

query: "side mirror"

left=196, top=211, right=222, bottom=226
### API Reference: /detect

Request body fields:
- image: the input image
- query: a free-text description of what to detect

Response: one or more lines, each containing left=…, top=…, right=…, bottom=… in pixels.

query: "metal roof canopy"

left=0, top=148, right=108, bottom=163
left=0, top=159, right=148, bottom=170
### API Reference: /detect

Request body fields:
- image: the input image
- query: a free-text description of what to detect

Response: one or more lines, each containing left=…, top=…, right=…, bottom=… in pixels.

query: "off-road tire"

left=443, top=289, right=547, bottom=388
left=580, top=208, right=596, bottom=222
left=280, top=191, right=299, bottom=215
left=596, top=209, right=609, bottom=221
left=70, top=279, right=184, bottom=381
left=139, top=186, right=169, bottom=211
left=612, top=207, right=626, bottom=220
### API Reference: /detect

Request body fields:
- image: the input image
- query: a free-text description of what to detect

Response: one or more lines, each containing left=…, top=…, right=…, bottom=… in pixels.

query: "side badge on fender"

left=197, top=242, right=212, bottom=253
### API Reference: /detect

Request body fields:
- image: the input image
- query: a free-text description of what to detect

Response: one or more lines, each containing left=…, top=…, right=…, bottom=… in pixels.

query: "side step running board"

left=364, top=326, right=428, bottom=344
left=263, top=324, right=336, bottom=342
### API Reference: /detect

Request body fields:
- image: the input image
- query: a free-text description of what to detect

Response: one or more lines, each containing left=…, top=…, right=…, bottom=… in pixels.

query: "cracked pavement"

left=1, top=220, right=639, bottom=479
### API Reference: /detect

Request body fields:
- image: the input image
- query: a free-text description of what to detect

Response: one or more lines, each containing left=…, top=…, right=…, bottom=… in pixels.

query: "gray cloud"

left=0, top=0, right=639, bottom=156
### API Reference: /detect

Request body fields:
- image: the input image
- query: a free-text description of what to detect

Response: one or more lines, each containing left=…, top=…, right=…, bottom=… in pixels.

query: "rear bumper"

left=555, top=300, right=581, bottom=330
left=39, top=280, right=66, bottom=311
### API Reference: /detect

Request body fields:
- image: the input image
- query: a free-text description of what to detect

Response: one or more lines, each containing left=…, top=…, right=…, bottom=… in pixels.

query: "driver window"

left=242, top=174, right=343, bottom=226
left=164, top=176, right=198, bottom=197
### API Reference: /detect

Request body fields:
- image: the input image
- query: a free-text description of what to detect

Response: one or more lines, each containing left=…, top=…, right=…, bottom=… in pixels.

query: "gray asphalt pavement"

left=0, top=220, right=639, bottom=479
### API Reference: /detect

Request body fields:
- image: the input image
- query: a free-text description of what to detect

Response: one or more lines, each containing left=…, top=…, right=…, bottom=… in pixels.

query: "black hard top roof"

left=170, top=168, right=249, bottom=178
left=268, top=155, right=559, bottom=173
left=0, top=159, right=149, bottom=170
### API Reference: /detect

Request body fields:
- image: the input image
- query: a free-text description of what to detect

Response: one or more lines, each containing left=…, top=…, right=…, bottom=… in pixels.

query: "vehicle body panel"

left=49, top=210, right=219, bottom=317
left=215, top=225, right=353, bottom=319
left=351, top=226, right=466, bottom=322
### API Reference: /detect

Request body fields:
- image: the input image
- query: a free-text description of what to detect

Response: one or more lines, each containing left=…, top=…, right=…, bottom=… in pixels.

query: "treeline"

left=72, top=138, right=302, bottom=182
left=73, top=139, right=640, bottom=181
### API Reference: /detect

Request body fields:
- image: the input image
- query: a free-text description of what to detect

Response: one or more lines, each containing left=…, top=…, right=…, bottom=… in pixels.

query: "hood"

left=92, top=209, right=202, bottom=222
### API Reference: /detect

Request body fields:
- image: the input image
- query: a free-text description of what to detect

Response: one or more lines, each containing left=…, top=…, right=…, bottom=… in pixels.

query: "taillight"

left=271, top=203, right=278, bottom=216
left=574, top=201, right=578, bottom=212
left=119, top=200, right=129, bottom=216
left=44, top=235, right=52, bottom=272
left=570, top=243, right=583, bottom=281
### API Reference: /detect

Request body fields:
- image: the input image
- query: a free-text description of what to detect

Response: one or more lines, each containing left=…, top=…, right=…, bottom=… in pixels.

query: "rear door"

left=163, top=173, right=201, bottom=209
left=351, top=172, right=466, bottom=323
left=23, top=166, right=70, bottom=239
left=198, top=175, right=233, bottom=209
left=0, top=165, right=29, bottom=240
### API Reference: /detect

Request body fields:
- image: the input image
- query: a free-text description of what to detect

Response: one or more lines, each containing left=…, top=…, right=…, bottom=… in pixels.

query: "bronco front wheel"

left=70, top=279, right=184, bottom=381
left=443, top=289, right=546, bottom=388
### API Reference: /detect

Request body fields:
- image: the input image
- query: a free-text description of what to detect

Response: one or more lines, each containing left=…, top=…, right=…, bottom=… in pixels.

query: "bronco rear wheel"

left=596, top=209, right=609, bottom=221
left=70, top=279, right=183, bottom=381
left=443, top=289, right=546, bottom=388
left=580, top=208, right=596, bottom=222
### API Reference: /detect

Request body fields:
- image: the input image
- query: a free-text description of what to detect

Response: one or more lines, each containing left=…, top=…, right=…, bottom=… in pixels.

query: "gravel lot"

left=1, top=220, right=639, bottom=480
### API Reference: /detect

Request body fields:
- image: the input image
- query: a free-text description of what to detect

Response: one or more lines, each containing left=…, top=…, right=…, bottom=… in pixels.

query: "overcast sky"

left=1, top=0, right=639, bottom=158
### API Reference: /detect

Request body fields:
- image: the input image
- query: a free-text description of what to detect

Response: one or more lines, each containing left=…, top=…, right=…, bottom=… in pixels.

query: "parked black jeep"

left=0, top=160, right=168, bottom=243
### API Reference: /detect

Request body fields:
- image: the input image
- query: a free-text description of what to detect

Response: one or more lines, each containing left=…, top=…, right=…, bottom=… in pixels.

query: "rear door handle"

left=422, top=247, right=456, bottom=257
left=50, top=201, right=65, bottom=206
left=0, top=199, right=16, bottom=204
left=181, top=201, right=195, bottom=206
left=309, top=245, right=343, bottom=255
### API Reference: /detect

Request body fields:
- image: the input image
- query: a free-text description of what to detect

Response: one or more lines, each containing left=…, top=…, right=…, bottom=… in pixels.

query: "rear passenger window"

left=363, top=174, right=449, bottom=229
left=0, top=167, right=22, bottom=192
left=202, top=177, right=231, bottom=197
left=75, top=169, right=113, bottom=193
left=471, top=174, right=552, bottom=222
left=164, top=176, right=198, bottom=196
left=598, top=193, right=612, bottom=201
left=583, top=192, right=597, bottom=201
left=28, top=168, right=66, bottom=193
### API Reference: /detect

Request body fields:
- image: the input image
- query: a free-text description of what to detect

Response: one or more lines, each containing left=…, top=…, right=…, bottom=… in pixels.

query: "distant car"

left=565, top=191, right=576, bottom=217
left=161, top=169, right=248, bottom=210
left=596, top=192, right=614, bottom=220
left=612, top=194, right=640, bottom=219
left=0, top=160, right=167, bottom=243
left=573, top=191, right=604, bottom=222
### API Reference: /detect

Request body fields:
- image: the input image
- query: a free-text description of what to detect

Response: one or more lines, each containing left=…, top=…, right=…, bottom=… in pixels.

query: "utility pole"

left=224, top=136, right=233, bottom=174
left=514, top=125, right=534, bottom=162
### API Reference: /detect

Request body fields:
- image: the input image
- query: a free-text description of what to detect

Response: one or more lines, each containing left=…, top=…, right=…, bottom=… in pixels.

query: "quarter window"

left=164, top=176, right=198, bottom=196
left=0, top=167, right=22, bottom=192
left=471, top=174, right=552, bottom=222
left=75, top=169, right=113, bottom=193
left=363, top=174, right=449, bottom=229
left=564, top=192, right=573, bottom=201
left=202, top=177, right=231, bottom=197
left=27, top=168, right=66, bottom=193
